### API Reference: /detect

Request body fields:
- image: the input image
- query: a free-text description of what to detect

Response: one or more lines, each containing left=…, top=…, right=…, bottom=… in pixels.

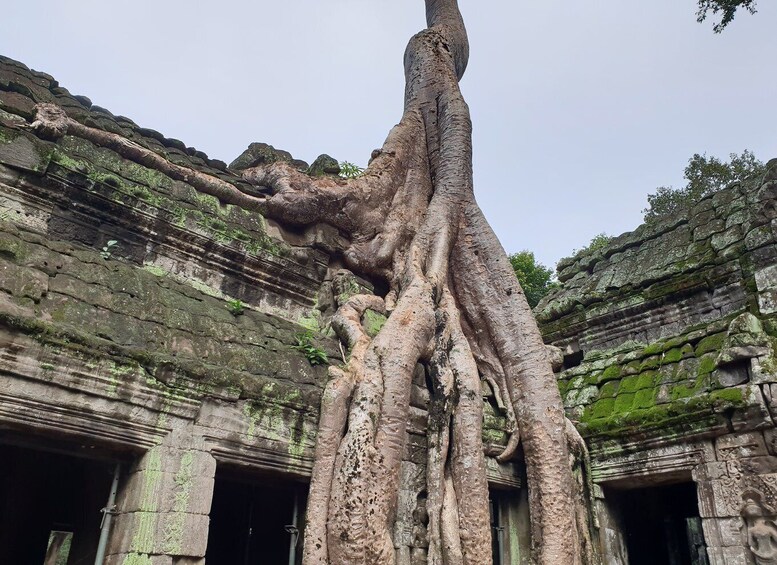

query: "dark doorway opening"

left=206, top=471, right=306, bottom=565
left=608, top=482, right=708, bottom=565
left=0, top=443, right=115, bottom=565
left=489, top=494, right=504, bottom=565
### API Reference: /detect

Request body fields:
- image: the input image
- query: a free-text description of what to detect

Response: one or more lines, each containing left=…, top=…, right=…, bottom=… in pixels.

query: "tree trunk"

left=244, top=1, right=583, bottom=563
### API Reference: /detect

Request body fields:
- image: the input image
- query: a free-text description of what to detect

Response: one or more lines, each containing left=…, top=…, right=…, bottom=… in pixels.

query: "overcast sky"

left=3, top=1, right=775, bottom=269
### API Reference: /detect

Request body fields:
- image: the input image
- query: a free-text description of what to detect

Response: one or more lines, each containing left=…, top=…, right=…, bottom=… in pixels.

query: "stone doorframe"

left=591, top=430, right=777, bottom=565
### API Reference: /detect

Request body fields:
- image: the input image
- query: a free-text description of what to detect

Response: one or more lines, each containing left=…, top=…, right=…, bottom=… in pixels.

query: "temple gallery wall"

left=2, top=53, right=777, bottom=564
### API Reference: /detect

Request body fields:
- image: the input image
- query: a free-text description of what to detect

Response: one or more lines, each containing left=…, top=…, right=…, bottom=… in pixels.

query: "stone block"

left=758, top=289, right=777, bottom=315
left=107, top=511, right=210, bottom=557
left=717, top=516, right=745, bottom=546
left=694, top=219, right=726, bottom=241
left=716, top=432, right=768, bottom=461
left=0, top=261, right=48, bottom=301
left=756, top=265, right=777, bottom=292
left=105, top=555, right=172, bottom=565
left=704, top=546, right=725, bottom=565
left=696, top=480, right=718, bottom=518
left=751, top=358, right=777, bottom=385
left=740, top=455, right=777, bottom=475
left=731, top=388, right=773, bottom=432
left=719, top=546, right=750, bottom=565
left=692, top=461, right=729, bottom=482
left=0, top=134, right=50, bottom=173
left=764, top=428, right=777, bottom=456
left=708, top=478, right=745, bottom=517
left=701, top=517, right=723, bottom=547
left=120, top=468, right=214, bottom=516
left=131, top=445, right=216, bottom=479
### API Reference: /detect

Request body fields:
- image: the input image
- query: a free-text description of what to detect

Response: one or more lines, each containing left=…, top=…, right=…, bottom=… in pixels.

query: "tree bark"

left=244, top=1, right=583, bottom=563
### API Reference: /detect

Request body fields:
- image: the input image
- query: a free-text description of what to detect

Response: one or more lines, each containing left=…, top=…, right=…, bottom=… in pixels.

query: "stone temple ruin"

left=1, top=53, right=777, bottom=564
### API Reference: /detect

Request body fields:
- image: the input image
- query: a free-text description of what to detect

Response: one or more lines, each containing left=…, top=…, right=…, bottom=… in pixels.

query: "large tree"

left=244, top=2, right=585, bottom=563
left=29, top=1, right=584, bottom=563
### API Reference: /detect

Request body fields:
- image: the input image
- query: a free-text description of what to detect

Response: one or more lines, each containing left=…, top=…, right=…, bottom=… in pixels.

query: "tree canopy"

left=509, top=251, right=557, bottom=308
left=644, top=150, right=765, bottom=222
left=697, top=0, right=757, bottom=32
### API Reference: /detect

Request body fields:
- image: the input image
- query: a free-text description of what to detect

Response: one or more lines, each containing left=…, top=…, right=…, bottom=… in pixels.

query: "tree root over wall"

left=244, top=2, right=590, bottom=563
left=28, top=1, right=594, bottom=562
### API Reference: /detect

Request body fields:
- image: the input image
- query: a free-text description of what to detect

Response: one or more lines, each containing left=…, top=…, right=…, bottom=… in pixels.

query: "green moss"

left=51, top=151, right=91, bottom=173
left=698, top=355, right=717, bottom=376
left=598, top=364, right=622, bottom=384
left=599, top=380, right=620, bottom=398
left=0, top=234, right=26, bottom=260
left=633, top=387, right=658, bottom=409
left=141, top=264, right=168, bottom=277
left=636, top=371, right=658, bottom=390
left=710, top=387, right=744, bottom=403
left=121, top=553, right=153, bottom=565
left=297, top=312, right=322, bottom=333
left=0, top=127, right=20, bottom=143
left=639, top=355, right=663, bottom=371
left=586, top=398, right=615, bottom=420
left=363, top=309, right=387, bottom=338
left=662, top=347, right=684, bottom=364
left=642, top=342, right=664, bottom=356
left=619, top=375, right=641, bottom=394
left=612, top=392, right=635, bottom=413
left=695, top=332, right=726, bottom=356
left=482, top=427, right=508, bottom=445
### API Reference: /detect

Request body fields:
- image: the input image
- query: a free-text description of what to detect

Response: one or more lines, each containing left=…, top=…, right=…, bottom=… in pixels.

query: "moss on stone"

left=698, top=355, right=717, bottom=376
left=633, top=387, right=658, bottom=410
left=695, top=332, right=726, bottom=356
left=598, top=364, right=622, bottom=384
left=598, top=380, right=619, bottom=398
left=612, top=392, right=635, bottom=413
left=585, top=398, right=615, bottom=420
left=618, top=375, right=640, bottom=394
left=363, top=309, right=387, bottom=338
left=639, top=355, right=663, bottom=372
left=642, top=342, right=664, bottom=356
left=662, top=347, right=684, bottom=364
left=636, top=370, right=658, bottom=390
left=121, top=554, right=153, bottom=565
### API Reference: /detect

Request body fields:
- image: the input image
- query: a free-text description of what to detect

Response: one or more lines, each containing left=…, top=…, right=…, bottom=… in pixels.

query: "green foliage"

left=581, top=233, right=613, bottom=254
left=292, top=331, right=328, bottom=366
left=100, top=240, right=118, bottom=260
left=508, top=251, right=558, bottom=308
left=644, top=150, right=765, bottom=222
left=226, top=299, right=245, bottom=316
left=697, top=0, right=757, bottom=32
left=339, top=161, right=364, bottom=179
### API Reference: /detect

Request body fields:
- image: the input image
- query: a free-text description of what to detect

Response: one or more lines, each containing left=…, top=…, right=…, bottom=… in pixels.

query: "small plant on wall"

left=226, top=299, right=245, bottom=316
left=292, top=331, right=328, bottom=366
left=100, top=240, right=118, bottom=260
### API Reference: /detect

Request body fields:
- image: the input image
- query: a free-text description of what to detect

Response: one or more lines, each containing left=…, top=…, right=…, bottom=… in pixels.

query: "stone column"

left=105, top=427, right=215, bottom=565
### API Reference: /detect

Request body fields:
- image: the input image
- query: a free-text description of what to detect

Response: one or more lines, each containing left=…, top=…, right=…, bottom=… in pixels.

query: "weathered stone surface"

left=308, top=153, right=341, bottom=176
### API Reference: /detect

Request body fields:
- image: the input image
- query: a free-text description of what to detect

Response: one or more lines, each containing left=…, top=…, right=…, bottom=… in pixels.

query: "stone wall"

left=538, top=158, right=777, bottom=564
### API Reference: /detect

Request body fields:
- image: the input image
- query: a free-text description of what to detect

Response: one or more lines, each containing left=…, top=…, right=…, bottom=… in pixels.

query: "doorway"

left=607, top=482, right=708, bottom=565
left=0, top=443, right=115, bottom=565
left=206, top=471, right=306, bottom=565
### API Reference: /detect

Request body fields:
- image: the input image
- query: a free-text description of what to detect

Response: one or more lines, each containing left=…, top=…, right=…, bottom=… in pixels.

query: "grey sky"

left=3, top=1, right=775, bottom=269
